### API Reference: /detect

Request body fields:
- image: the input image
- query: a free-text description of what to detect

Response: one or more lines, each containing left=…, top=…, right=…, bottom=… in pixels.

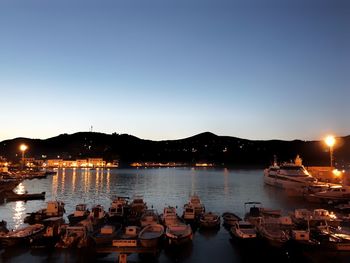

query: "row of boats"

left=0, top=194, right=219, bottom=250
left=222, top=202, right=350, bottom=251
left=1, top=195, right=350, bottom=256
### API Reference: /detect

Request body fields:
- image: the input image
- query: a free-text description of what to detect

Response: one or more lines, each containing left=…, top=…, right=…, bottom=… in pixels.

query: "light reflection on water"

left=12, top=201, right=25, bottom=229
left=0, top=167, right=345, bottom=263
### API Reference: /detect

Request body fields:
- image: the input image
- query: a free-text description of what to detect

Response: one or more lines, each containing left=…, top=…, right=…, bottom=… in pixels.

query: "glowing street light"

left=324, top=135, right=335, bottom=168
left=20, top=144, right=28, bottom=170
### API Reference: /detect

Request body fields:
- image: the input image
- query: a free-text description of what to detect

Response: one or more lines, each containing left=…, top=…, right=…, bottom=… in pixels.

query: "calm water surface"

left=0, top=168, right=347, bottom=263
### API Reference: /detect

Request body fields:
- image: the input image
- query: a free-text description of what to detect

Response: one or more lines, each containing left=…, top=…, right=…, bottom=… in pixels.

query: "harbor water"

left=0, top=168, right=348, bottom=262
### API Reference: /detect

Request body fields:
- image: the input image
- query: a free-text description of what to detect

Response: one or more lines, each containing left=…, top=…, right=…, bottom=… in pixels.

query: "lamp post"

left=20, top=144, right=28, bottom=170
left=325, top=135, right=335, bottom=169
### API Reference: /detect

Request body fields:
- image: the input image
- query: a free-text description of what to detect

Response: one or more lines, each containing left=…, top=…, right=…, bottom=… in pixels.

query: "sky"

left=0, top=0, right=349, bottom=142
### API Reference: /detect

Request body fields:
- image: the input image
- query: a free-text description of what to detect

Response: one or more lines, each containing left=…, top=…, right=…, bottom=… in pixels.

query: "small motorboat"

left=30, top=217, right=66, bottom=248
left=3, top=190, right=45, bottom=202
left=130, top=195, right=147, bottom=215
left=199, top=212, right=220, bottom=229
left=24, top=200, right=65, bottom=224
left=182, top=204, right=196, bottom=222
left=161, top=206, right=179, bottom=226
left=230, top=220, right=257, bottom=240
left=222, top=212, right=242, bottom=227
left=55, top=219, right=93, bottom=248
left=0, top=224, right=45, bottom=247
left=165, top=223, right=193, bottom=245
left=138, top=223, right=164, bottom=248
left=89, top=204, right=107, bottom=228
left=140, top=209, right=159, bottom=227
left=67, top=204, right=90, bottom=225
left=187, top=194, right=205, bottom=216
left=107, top=196, right=130, bottom=223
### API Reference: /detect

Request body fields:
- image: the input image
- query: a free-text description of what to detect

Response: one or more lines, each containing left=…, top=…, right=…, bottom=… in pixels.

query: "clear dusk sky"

left=1, top=0, right=349, bottom=142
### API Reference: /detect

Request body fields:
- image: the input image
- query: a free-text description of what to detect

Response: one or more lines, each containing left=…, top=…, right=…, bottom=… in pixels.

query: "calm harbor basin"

left=0, top=167, right=348, bottom=263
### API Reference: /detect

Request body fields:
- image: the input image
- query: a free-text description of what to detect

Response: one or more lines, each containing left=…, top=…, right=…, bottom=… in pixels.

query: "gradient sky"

left=1, top=0, right=349, bottom=141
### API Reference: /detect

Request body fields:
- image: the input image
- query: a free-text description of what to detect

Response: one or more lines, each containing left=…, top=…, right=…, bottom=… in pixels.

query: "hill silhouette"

left=1, top=132, right=349, bottom=167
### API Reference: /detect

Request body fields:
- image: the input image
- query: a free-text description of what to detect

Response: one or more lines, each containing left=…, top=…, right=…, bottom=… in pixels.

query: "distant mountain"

left=0, top=132, right=349, bottom=167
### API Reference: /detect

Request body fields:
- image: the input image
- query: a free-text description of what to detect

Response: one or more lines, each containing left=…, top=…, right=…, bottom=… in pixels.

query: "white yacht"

left=264, top=155, right=317, bottom=190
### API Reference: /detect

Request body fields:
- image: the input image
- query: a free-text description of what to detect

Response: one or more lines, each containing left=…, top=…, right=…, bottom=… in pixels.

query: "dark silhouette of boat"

left=3, top=190, right=45, bottom=202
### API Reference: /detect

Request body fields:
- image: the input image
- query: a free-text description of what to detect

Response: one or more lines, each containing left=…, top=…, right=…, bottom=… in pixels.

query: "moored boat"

left=264, top=155, right=317, bottom=191
left=161, top=206, right=179, bottom=226
left=107, top=196, right=130, bottom=223
left=0, top=223, right=45, bottom=247
left=55, top=219, right=93, bottom=248
left=89, top=204, right=107, bottom=228
left=165, top=223, right=193, bottom=245
left=256, top=217, right=290, bottom=247
left=187, top=194, right=205, bottom=216
left=138, top=223, right=164, bottom=248
left=24, top=200, right=65, bottom=224
left=199, top=212, right=220, bottom=229
left=140, top=209, right=159, bottom=227
left=222, top=212, right=242, bottom=227
left=130, top=195, right=147, bottom=215
left=182, top=204, right=196, bottom=222
left=230, top=220, right=257, bottom=240
left=3, top=190, right=45, bottom=202
left=68, top=204, right=90, bottom=225
left=30, top=217, right=66, bottom=248
left=306, top=185, right=350, bottom=204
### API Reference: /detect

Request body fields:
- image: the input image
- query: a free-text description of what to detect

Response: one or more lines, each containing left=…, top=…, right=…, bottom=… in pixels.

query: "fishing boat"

left=0, top=224, right=45, bottom=247
left=199, top=212, right=221, bottom=228
left=187, top=194, right=205, bottom=216
left=107, top=196, right=130, bottom=222
left=165, top=223, right=193, bottom=245
left=291, top=208, right=341, bottom=228
left=140, top=209, right=159, bottom=227
left=307, top=185, right=350, bottom=203
left=230, top=220, right=257, bottom=240
left=161, top=206, right=179, bottom=226
left=222, top=212, right=242, bottom=227
left=182, top=204, right=196, bottom=222
left=3, top=190, right=45, bottom=202
left=130, top=195, right=147, bottom=215
left=287, top=229, right=320, bottom=250
left=0, top=176, right=21, bottom=194
left=67, top=204, right=90, bottom=225
left=256, top=217, right=290, bottom=247
left=138, top=223, right=164, bottom=248
left=313, top=225, right=350, bottom=251
left=24, top=200, right=65, bottom=224
left=30, top=217, right=66, bottom=248
left=55, top=219, right=93, bottom=248
left=89, top=204, right=106, bottom=228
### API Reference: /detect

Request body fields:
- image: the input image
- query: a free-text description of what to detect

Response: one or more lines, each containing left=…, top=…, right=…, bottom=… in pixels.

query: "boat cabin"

left=73, top=204, right=88, bottom=217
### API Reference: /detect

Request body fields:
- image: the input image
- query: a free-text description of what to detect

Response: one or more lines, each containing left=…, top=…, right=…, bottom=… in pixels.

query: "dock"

left=96, top=245, right=159, bottom=263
